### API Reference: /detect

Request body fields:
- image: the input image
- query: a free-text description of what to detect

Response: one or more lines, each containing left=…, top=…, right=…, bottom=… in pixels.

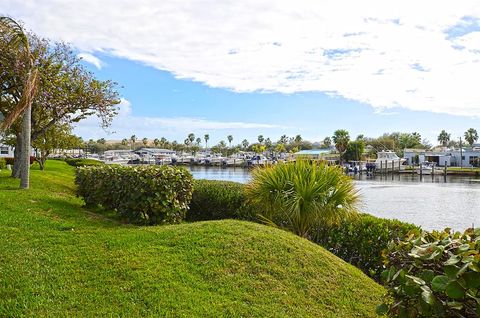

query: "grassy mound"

left=0, top=161, right=384, bottom=317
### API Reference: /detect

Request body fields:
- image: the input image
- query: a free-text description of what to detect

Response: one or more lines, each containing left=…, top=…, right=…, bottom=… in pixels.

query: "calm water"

left=187, top=166, right=480, bottom=231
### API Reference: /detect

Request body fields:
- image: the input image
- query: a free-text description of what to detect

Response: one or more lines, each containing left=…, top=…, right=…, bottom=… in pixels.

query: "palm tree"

left=242, top=139, right=249, bottom=150
left=153, top=138, right=160, bottom=147
left=332, top=130, right=350, bottom=161
left=464, top=128, right=478, bottom=146
left=188, top=133, right=195, bottom=145
left=246, top=160, right=358, bottom=238
left=294, top=134, right=302, bottom=144
left=142, top=137, right=148, bottom=147
left=323, top=137, right=332, bottom=148
left=195, top=137, right=202, bottom=147
left=97, top=138, right=106, bottom=144
left=130, top=135, right=137, bottom=149
left=204, top=134, right=209, bottom=149
left=437, top=130, right=450, bottom=147
left=258, top=135, right=264, bottom=144
left=227, top=135, right=233, bottom=148
left=121, top=138, right=128, bottom=146
left=1, top=17, right=39, bottom=189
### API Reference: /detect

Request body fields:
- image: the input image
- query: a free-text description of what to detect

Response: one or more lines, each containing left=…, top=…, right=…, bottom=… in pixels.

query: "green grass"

left=0, top=161, right=385, bottom=317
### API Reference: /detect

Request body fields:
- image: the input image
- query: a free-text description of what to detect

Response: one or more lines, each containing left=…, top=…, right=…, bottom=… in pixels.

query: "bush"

left=314, top=214, right=419, bottom=279
left=0, top=158, right=6, bottom=169
left=377, top=228, right=480, bottom=317
left=187, top=180, right=255, bottom=221
left=246, top=160, right=359, bottom=238
left=3, top=156, right=35, bottom=165
left=75, top=165, right=193, bottom=224
left=66, top=158, right=104, bottom=167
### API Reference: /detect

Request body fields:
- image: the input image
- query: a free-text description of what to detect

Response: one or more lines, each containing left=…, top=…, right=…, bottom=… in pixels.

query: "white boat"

left=375, top=151, right=406, bottom=170
left=416, top=162, right=442, bottom=175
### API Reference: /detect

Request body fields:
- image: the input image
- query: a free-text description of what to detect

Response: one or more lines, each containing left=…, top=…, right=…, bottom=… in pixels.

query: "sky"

left=2, top=0, right=480, bottom=145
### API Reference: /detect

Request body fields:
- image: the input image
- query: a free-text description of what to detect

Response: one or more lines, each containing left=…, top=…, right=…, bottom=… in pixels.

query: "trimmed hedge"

left=66, top=158, right=104, bottom=167
left=313, top=214, right=419, bottom=279
left=187, top=179, right=255, bottom=221
left=76, top=165, right=193, bottom=224
left=4, top=156, right=35, bottom=165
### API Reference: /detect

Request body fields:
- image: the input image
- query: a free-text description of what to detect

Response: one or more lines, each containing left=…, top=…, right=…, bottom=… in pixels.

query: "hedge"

left=187, top=179, right=256, bottom=221
left=3, top=156, right=35, bottom=165
left=66, top=158, right=104, bottom=167
left=378, top=228, right=480, bottom=317
left=0, top=158, right=6, bottom=169
left=313, top=214, right=420, bottom=279
left=76, top=165, right=193, bottom=224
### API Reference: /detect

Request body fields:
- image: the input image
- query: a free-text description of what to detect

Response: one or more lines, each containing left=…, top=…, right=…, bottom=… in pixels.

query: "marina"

left=187, top=165, right=480, bottom=231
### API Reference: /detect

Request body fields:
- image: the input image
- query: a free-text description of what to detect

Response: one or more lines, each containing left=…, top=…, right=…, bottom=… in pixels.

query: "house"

left=404, top=148, right=480, bottom=167
left=0, top=144, right=14, bottom=158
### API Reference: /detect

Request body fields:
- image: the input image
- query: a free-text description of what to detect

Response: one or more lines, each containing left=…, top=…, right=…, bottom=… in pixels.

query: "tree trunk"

left=20, top=105, right=31, bottom=189
left=11, top=133, right=23, bottom=178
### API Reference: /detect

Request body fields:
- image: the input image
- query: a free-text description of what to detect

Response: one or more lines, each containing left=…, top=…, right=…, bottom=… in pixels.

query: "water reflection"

left=187, top=166, right=480, bottom=231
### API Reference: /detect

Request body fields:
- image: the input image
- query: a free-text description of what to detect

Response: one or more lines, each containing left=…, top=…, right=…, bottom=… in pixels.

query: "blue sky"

left=3, top=0, right=480, bottom=145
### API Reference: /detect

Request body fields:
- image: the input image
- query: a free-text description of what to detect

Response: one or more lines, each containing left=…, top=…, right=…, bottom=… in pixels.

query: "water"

left=187, top=166, right=480, bottom=231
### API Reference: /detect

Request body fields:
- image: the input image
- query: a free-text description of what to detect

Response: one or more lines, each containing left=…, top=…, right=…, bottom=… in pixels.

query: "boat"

left=416, top=162, right=442, bottom=175
left=374, top=151, right=406, bottom=170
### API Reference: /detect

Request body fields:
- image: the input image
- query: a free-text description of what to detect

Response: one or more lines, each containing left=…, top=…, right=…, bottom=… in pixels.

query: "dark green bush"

left=76, top=165, right=193, bottom=224
left=313, top=214, right=419, bottom=279
left=4, top=156, right=35, bottom=165
left=66, top=158, right=104, bottom=167
left=187, top=179, right=255, bottom=221
left=378, top=228, right=480, bottom=317
left=0, top=158, right=6, bottom=169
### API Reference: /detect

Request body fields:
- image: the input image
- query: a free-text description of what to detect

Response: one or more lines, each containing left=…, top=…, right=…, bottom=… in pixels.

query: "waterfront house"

left=404, top=148, right=480, bottom=167
left=0, top=144, right=14, bottom=158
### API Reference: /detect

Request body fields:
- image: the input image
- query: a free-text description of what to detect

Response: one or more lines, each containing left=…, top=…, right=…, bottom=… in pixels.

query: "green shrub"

left=0, top=158, right=6, bottom=169
left=246, top=160, right=359, bottom=238
left=66, top=158, right=104, bottom=167
left=187, top=180, right=255, bottom=221
left=75, top=165, right=193, bottom=224
left=314, top=214, right=419, bottom=279
left=4, top=156, right=35, bottom=165
left=377, top=228, right=480, bottom=317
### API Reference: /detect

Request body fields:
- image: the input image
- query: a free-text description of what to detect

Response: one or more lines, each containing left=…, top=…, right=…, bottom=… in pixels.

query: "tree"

left=188, top=133, right=195, bottom=144
left=278, top=135, right=289, bottom=144
left=258, top=135, right=264, bottom=144
left=332, top=130, right=350, bottom=161
left=265, top=138, right=273, bottom=151
left=464, top=128, right=478, bottom=146
left=323, top=137, right=332, bottom=148
left=343, top=140, right=365, bottom=162
left=97, top=138, right=106, bottom=144
left=130, top=135, right=137, bottom=149
left=242, top=139, right=249, bottom=150
left=195, top=137, right=201, bottom=146
left=274, top=143, right=286, bottom=154
left=227, top=135, right=233, bottom=148
left=153, top=138, right=160, bottom=147
left=294, top=134, right=302, bottom=144
left=142, top=137, right=148, bottom=147
left=204, top=134, right=209, bottom=149
left=121, top=138, right=128, bottom=146
left=0, top=17, right=40, bottom=189
left=32, top=123, right=81, bottom=170
left=437, top=130, right=450, bottom=147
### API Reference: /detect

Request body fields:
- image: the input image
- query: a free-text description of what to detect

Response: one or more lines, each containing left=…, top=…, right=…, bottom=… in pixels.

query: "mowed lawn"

left=0, top=161, right=385, bottom=317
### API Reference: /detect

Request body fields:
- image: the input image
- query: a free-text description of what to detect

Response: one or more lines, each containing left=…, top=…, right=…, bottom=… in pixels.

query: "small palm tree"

left=121, top=138, right=128, bottom=146
left=258, top=135, right=264, bottom=144
left=464, top=128, right=478, bottom=146
left=246, top=160, right=358, bottom=239
left=437, top=130, right=450, bottom=147
left=153, top=138, right=160, bottom=147
left=130, top=135, right=137, bottom=149
left=204, top=134, right=209, bottom=149
left=195, top=137, right=202, bottom=147
left=142, top=137, right=148, bottom=147
left=242, top=139, right=249, bottom=150
left=227, top=135, right=233, bottom=148
left=332, top=130, right=350, bottom=162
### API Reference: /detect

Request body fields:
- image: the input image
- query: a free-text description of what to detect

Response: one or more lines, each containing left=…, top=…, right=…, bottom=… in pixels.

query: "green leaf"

left=421, top=289, right=435, bottom=305
left=445, top=255, right=461, bottom=266
left=464, top=271, right=480, bottom=289
left=431, top=275, right=450, bottom=292
left=445, top=265, right=459, bottom=279
left=406, top=275, right=426, bottom=286
left=375, top=303, right=389, bottom=315
left=420, top=269, right=435, bottom=283
left=445, top=281, right=465, bottom=299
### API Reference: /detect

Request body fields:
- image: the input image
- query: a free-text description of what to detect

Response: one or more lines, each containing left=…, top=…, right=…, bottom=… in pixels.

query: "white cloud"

left=73, top=99, right=282, bottom=139
left=4, top=0, right=480, bottom=116
left=77, top=52, right=103, bottom=69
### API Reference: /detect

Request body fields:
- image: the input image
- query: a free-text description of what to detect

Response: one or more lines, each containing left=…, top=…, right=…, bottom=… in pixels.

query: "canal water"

left=187, top=166, right=480, bottom=231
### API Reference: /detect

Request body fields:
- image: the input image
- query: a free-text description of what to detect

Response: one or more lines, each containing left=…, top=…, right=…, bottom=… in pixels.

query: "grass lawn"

left=0, top=160, right=384, bottom=317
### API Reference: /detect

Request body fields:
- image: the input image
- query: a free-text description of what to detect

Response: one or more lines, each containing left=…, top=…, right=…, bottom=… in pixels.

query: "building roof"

left=294, top=149, right=331, bottom=155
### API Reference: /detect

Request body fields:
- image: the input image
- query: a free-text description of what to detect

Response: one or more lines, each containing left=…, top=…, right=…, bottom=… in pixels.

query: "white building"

left=404, top=148, right=480, bottom=167
left=0, top=144, right=14, bottom=158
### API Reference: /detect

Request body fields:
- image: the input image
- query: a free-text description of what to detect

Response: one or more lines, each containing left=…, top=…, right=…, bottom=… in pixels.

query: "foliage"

left=75, top=165, right=193, bottom=224
left=246, top=160, right=359, bottom=238
left=65, top=158, right=104, bottom=167
left=332, top=129, right=350, bottom=160
left=3, top=156, right=35, bottom=165
left=0, top=160, right=384, bottom=317
left=378, top=228, right=480, bottom=317
left=0, top=158, right=6, bottom=169
left=314, top=214, right=419, bottom=279
left=187, top=179, right=255, bottom=221
left=438, top=130, right=451, bottom=147
left=464, top=128, right=478, bottom=146
left=344, top=140, right=365, bottom=161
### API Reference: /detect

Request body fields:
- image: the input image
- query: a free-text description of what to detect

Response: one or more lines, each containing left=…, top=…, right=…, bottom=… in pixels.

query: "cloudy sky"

left=2, top=0, right=480, bottom=144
